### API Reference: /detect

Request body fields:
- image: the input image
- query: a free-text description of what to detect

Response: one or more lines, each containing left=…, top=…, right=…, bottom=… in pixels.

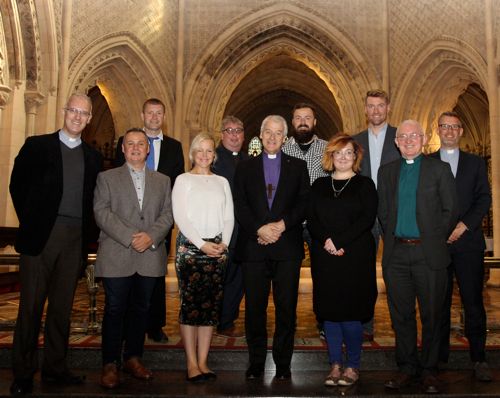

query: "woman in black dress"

left=308, top=134, right=377, bottom=386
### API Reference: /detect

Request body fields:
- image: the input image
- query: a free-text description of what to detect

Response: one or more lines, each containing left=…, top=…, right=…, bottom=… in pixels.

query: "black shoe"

left=275, top=367, right=291, bottom=380
left=10, top=379, right=33, bottom=396
left=148, top=330, right=169, bottom=343
left=421, top=374, right=441, bottom=394
left=186, top=373, right=205, bottom=383
left=246, top=364, right=264, bottom=379
left=202, top=371, right=217, bottom=380
left=41, top=370, right=85, bottom=385
left=384, top=372, right=414, bottom=389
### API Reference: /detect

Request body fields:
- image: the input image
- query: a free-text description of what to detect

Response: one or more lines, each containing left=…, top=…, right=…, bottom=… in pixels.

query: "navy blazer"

left=233, top=152, right=310, bottom=262
left=353, top=124, right=400, bottom=179
left=430, top=150, right=491, bottom=253
left=377, top=155, right=458, bottom=270
left=115, top=134, right=184, bottom=186
left=9, top=131, right=103, bottom=257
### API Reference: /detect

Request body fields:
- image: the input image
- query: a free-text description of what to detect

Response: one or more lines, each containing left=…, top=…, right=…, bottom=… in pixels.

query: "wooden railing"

left=0, top=253, right=100, bottom=334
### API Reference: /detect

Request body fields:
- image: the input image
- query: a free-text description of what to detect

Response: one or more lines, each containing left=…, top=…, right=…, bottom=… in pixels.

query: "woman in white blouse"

left=172, top=132, right=234, bottom=382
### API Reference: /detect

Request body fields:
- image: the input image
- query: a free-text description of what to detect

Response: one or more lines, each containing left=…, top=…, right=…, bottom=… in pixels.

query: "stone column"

left=381, top=0, right=390, bottom=94
left=55, top=0, right=73, bottom=126
left=24, top=91, right=44, bottom=137
left=485, top=0, right=500, bottom=285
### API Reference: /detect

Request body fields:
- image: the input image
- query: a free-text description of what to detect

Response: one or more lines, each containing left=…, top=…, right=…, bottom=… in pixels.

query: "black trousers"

left=146, top=230, right=171, bottom=334
left=439, top=250, right=487, bottom=362
left=218, top=248, right=244, bottom=330
left=383, top=242, right=448, bottom=376
left=12, top=223, right=82, bottom=380
left=242, top=259, right=301, bottom=369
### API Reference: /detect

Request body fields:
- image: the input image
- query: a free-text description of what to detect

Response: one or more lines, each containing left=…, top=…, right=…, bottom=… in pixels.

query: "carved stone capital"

left=24, top=91, right=45, bottom=114
left=0, top=85, right=12, bottom=108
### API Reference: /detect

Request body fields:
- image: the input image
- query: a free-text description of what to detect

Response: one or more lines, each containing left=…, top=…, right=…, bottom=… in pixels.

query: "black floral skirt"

left=175, top=232, right=227, bottom=326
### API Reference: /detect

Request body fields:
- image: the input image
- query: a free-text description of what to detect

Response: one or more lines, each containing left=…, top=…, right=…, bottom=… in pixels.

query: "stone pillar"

left=485, top=0, right=500, bottom=286
left=55, top=0, right=72, bottom=126
left=24, top=91, right=45, bottom=137
left=174, top=0, right=189, bottom=168
left=381, top=0, right=390, bottom=94
left=0, top=82, right=26, bottom=227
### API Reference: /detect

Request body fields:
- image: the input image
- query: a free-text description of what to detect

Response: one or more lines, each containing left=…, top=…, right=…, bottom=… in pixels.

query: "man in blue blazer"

left=115, top=98, right=184, bottom=343
left=9, top=94, right=102, bottom=395
left=378, top=120, right=458, bottom=394
left=431, top=111, right=492, bottom=381
left=234, top=115, right=310, bottom=380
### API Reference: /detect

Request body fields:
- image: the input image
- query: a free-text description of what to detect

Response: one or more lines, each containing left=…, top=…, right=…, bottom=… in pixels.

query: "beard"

left=293, top=125, right=315, bottom=144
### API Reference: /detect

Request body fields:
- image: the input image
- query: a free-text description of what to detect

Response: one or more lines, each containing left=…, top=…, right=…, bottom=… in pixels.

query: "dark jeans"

left=324, top=320, right=363, bottom=368
left=101, top=273, right=156, bottom=365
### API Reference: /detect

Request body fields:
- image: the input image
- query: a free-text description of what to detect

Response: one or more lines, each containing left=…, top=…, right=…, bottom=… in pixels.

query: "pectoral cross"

left=267, top=183, right=275, bottom=199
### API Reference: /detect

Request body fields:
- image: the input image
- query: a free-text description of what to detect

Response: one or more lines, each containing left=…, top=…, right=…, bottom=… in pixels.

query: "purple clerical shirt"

left=263, top=151, right=281, bottom=209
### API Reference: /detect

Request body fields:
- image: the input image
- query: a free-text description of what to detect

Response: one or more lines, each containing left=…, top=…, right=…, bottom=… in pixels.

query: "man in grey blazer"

left=378, top=120, right=457, bottom=394
left=353, top=89, right=400, bottom=341
left=94, top=128, right=173, bottom=389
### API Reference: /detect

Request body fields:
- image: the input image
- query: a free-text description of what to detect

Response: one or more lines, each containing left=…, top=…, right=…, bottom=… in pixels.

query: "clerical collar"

left=403, top=154, right=423, bottom=165
left=264, top=151, right=280, bottom=159
left=446, top=149, right=456, bottom=154
left=59, top=130, right=82, bottom=148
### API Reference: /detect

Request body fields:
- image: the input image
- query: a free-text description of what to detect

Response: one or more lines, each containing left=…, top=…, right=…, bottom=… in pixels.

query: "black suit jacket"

left=353, top=124, right=400, bottom=179
left=9, top=131, right=103, bottom=257
left=377, top=155, right=458, bottom=270
left=115, top=134, right=184, bottom=186
left=233, top=152, right=310, bottom=262
left=430, top=150, right=491, bottom=253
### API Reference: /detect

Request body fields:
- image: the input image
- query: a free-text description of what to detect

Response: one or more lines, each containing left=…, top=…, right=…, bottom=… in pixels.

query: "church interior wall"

left=0, top=1, right=498, bottom=269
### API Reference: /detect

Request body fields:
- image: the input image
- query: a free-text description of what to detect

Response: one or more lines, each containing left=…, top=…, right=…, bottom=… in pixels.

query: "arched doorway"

left=83, top=86, right=116, bottom=166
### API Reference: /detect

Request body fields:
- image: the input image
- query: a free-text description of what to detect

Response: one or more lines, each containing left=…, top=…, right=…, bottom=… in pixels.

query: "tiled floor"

left=0, top=267, right=499, bottom=349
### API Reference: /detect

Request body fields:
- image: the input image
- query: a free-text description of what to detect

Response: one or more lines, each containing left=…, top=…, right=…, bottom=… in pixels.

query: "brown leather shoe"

left=100, top=363, right=120, bottom=389
left=384, top=372, right=413, bottom=389
left=123, top=357, right=153, bottom=380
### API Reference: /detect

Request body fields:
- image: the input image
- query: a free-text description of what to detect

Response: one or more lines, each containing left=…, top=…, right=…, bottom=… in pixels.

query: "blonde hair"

left=188, top=132, right=217, bottom=164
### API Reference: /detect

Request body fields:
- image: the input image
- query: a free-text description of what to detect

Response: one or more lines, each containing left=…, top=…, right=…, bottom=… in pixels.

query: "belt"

left=396, top=237, right=421, bottom=245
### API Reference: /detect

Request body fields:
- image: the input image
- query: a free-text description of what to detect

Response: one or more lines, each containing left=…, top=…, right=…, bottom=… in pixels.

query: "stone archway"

left=67, top=33, right=173, bottom=140
left=391, top=37, right=488, bottom=140
left=183, top=4, right=378, bottom=144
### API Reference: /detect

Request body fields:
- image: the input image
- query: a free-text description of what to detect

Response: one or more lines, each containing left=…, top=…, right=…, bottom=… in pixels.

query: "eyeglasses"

left=333, top=149, right=355, bottom=159
left=65, top=107, right=91, bottom=117
left=438, top=123, right=461, bottom=130
left=396, top=133, right=423, bottom=141
left=223, top=127, right=244, bottom=135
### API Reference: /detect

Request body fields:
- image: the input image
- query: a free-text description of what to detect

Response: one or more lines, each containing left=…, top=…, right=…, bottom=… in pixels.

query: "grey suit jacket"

left=353, top=125, right=400, bottom=179
left=93, top=164, right=173, bottom=277
left=377, top=156, right=458, bottom=270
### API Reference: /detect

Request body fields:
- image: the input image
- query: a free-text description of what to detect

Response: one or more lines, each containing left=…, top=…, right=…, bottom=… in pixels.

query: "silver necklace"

left=331, top=176, right=352, bottom=198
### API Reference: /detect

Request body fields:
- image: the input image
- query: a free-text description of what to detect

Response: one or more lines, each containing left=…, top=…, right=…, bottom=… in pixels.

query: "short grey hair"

left=260, top=115, right=288, bottom=137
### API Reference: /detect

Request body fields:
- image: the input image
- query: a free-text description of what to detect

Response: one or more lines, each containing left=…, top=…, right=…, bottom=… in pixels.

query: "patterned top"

left=282, top=135, right=328, bottom=184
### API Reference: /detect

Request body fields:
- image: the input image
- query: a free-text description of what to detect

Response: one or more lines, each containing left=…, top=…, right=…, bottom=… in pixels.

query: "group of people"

left=8, top=89, right=492, bottom=395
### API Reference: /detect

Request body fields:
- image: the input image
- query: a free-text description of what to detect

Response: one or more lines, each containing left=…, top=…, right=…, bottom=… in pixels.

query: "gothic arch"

left=67, top=32, right=173, bottom=138
left=392, top=36, right=488, bottom=143
left=183, top=4, right=378, bottom=139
